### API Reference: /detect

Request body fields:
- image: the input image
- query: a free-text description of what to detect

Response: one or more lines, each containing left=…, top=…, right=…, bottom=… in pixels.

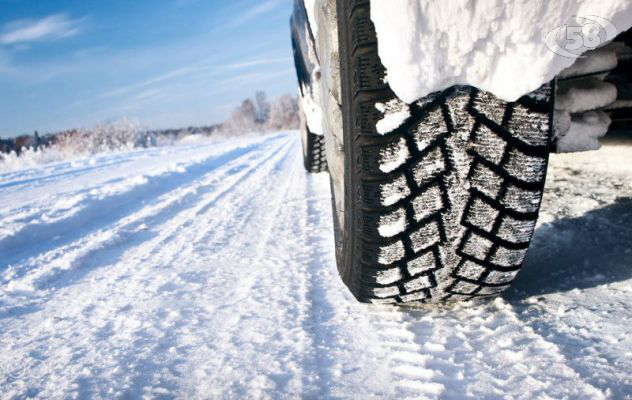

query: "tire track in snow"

left=51, top=136, right=294, bottom=290
left=0, top=141, right=256, bottom=269
left=0, top=135, right=291, bottom=293
left=109, top=136, right=299, bottom=398
left=247, top=146, right=400, bottom=399
left=376, top=300, right=607, bottom=399
left=175, top=139, right=311, bottom=398
left=0, top=136, right=287, bottom=270
left=294, top=171, right=398, bottom=398
left=0, top=142, right=236, bottom=240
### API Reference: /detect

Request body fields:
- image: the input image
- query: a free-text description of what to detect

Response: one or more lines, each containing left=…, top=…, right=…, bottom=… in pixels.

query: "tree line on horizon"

left=0, top=91, right=300, bottom=156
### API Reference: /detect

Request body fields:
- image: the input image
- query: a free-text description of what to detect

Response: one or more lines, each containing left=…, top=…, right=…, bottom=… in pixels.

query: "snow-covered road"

left=1, top=132, right=631, bottom=399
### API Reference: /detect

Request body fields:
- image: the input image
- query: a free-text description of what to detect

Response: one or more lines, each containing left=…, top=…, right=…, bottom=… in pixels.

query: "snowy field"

left=0, top=131, right=631, bottom=399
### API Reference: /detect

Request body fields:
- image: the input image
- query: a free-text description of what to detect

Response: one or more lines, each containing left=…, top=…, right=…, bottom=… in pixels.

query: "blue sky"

left=0, top=0, right=296, bottom=138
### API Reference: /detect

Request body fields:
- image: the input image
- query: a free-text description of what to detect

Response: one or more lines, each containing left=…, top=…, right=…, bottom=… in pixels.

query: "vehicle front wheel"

left=334, top=0, right=554, bottom=304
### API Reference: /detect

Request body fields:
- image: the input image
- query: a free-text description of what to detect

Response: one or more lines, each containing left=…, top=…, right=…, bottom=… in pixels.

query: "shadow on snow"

left=506, top=196, right=632, bottom=300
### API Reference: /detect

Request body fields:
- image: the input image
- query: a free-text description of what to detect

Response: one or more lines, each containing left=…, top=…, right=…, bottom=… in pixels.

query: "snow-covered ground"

left=0, top=131, right=631, bottom=399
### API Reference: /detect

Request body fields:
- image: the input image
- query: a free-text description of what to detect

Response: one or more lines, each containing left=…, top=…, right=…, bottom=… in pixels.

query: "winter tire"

left=334, top=0, right=554, bottom=304
left=300, top=113, right=328, bottom=173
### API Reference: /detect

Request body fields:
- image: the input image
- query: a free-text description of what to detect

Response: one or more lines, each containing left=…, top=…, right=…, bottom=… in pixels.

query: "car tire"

left=300, top=109, right=328, bottom=173
left=334, top=0, right=554, bottom=304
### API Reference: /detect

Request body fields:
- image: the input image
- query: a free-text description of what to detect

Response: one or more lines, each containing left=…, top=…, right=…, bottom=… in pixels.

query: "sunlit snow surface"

left=0, top=132, right=631, bottom=398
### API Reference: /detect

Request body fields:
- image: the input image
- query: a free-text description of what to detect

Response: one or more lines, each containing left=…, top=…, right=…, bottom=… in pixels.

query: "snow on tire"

left=334, top=0, right=554, bottom=304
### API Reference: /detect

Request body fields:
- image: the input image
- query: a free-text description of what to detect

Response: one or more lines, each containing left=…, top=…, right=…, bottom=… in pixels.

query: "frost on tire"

left=334, top=0, right=553, bottom=304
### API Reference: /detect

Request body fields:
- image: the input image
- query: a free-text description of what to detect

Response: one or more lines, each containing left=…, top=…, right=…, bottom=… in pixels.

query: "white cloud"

left=98, top=54, right=291, bottom=100
left=98, top=64, right=209, bottom=99
left=230, top=0, right=285, bottom=28
left=223, top=56, right=292, bottom=69
left=100, top=67, right=294, bottom=119
left=0, top=14, right=85, bottom=45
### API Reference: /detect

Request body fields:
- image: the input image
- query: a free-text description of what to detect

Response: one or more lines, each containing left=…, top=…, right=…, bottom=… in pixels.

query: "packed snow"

left=370, top=0, right=632, bottom=103
left=1, top=132, right=631, bottom=398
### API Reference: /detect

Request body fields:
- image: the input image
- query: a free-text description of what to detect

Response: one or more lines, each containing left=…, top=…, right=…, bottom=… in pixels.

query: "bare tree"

left=267, top=94, right=299, bottom=131
left=222, top=98, right=259, bottom=135
left=255, top=91, right=270, bottom=124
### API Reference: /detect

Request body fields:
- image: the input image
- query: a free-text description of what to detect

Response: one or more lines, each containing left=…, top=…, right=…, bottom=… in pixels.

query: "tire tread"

left=335, top=0, right=553, bottom=303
